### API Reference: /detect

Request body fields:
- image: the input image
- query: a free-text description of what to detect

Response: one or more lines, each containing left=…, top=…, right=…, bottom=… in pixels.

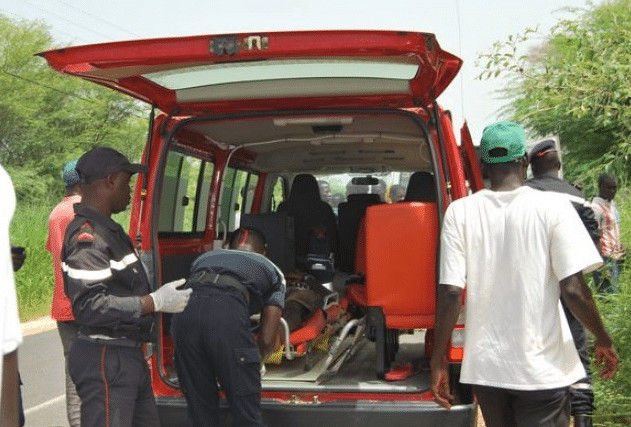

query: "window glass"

left=270, top=176, right=286, bottom=212
left=143, top=58, right=419, bottom=90
left=218, top=167, right=259, bottom=232
left=158, top=150, right=214, bottom=233
left=313, top=172, right=417, bottom=213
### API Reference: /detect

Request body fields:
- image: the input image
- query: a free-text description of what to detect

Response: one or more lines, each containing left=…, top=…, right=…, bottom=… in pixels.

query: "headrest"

left=404, top=172, right=437, bottom=202
left=288, top=174, right=320, bottom=202
left=347, top=193, right=381, bottom=204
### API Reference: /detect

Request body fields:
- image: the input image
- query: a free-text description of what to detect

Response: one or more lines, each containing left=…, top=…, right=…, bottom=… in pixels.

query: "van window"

left=218, top=167, right=259, bottom=232
left=158, top=150, right=214, bottom=233
left=270, top=176, right=286, bottom=212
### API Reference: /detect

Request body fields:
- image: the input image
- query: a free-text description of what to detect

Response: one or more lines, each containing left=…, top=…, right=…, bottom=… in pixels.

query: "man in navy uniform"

left=525, top=139, right=599, bottom=427
left=62, top=147, right=192, bottom=427
left=171, top=227, right=285, bottom=427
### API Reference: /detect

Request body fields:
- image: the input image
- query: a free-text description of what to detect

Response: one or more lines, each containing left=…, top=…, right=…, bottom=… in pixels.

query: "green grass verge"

left=11, top=202, right=55, bottom=322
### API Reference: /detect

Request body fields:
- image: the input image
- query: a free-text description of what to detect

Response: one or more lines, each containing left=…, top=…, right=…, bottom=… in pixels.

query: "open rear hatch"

left=39, top=30, right=462, bottom=115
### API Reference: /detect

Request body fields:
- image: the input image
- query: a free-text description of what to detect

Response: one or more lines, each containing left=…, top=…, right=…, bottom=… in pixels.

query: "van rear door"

left=39, top=31, right=462, bottom=115
left=460, top=121, right=484, bottom=192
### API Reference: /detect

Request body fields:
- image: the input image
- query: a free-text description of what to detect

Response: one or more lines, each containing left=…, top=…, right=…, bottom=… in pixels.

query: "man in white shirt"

left=430, top=121, right=619, bottom=426
left=0, top=164, right=23, bottom=427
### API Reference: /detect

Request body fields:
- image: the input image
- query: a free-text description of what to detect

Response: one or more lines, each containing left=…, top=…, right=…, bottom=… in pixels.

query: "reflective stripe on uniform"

left=62, top=252, right=137, bottom=282
left=109, top=253, right=138, bottom=271
left=63, top=263, right=113, bottom=281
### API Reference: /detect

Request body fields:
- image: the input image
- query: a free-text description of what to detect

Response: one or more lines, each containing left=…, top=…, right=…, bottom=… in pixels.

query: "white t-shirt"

left=440, top=186, right=602, bottom=390
left=0, top=165, right=22, bottom=403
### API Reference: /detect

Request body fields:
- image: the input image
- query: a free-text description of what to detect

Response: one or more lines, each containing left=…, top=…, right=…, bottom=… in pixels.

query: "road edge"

left=21, top=316, right=57, bottom=337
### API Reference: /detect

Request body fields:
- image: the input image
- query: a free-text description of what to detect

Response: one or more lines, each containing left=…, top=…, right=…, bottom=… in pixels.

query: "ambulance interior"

left=154, top=109, right=461, bottom=399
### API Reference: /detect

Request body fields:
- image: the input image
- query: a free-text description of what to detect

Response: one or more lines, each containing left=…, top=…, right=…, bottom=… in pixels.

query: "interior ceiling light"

left=273, top=117, right=353, bottom=127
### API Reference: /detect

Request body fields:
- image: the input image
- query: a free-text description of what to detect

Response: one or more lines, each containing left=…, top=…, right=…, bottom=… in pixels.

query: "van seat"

left=363, top=201, right=439, bottom=377
left=337, top=193, right=382, bottom=272
left=365, top=202, right=438, bottom=328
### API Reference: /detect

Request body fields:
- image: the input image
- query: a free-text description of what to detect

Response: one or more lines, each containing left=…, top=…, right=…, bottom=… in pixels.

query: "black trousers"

left=562, top=302, right=594, bottom=416
left=473, top=385, right=570, bottom=427
left=171, top=286, right=264, bottom=427
left=68, top=338, right=159, bottom=427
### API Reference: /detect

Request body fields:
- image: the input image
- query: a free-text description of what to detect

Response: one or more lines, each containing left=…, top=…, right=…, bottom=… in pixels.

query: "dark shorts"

left=472, top=384, right=570, bottom=427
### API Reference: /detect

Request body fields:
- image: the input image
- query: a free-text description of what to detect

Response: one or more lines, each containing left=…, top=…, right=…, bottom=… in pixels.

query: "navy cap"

left=529, top=139, right=557, bottom=163
left=76, top=147, right=146, bottom=184
left=62, top=160, right=80, bottom=187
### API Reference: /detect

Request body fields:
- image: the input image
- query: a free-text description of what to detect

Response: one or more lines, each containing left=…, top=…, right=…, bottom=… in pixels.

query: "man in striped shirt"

left=592, top=173, right=625, bottom=293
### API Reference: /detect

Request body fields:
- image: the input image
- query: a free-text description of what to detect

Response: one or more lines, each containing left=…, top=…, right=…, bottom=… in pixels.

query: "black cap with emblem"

left=76, top=147, right=147, bottom=184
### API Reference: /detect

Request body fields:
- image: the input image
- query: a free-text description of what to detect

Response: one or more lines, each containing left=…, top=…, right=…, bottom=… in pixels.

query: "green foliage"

left=477, top=0, right=631, bottom=191
left=591, top=189, right=631, bottom=425
left=0, top=14, right=148, bottom=204
left=10, top=201, right=55, bottom=321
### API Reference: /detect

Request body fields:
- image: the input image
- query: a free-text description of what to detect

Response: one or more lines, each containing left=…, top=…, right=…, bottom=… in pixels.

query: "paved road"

left=19, top=327, right=69, bottom=427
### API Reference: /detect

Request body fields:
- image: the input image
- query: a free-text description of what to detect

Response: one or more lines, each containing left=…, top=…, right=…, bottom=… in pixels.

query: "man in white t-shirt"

left=0, top=164, right=23, bottom=427
left=430, top=121, right=619, bottom=426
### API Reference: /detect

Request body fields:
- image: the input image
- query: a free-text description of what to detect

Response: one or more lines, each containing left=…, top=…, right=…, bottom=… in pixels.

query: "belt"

left=192, top=271, right=250, bottom=305
left=78, top=332, right=143, bottom=348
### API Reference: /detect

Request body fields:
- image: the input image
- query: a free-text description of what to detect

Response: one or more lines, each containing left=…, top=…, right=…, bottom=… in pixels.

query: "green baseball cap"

left=480, top=121, right=526, bottom=164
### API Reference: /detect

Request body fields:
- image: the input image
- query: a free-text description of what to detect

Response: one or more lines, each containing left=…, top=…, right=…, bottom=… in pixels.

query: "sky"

left=1, top=0, right=594, bottom=142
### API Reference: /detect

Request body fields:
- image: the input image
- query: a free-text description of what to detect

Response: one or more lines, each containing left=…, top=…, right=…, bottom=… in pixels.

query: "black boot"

left=574, top=414, right=593, bottom=427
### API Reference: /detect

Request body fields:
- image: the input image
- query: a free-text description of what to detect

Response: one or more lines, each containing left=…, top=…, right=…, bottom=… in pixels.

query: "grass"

left=11, top=201, right=56, bottom=322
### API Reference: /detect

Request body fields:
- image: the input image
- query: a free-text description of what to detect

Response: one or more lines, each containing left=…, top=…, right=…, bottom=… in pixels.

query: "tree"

left=477, top=0, right=631, bottom=192
left=0, top=15, right=148, bottom=204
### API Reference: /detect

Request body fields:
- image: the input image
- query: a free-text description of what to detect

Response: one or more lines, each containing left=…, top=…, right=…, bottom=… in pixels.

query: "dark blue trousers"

left=171, top=286, right=263, bottom=427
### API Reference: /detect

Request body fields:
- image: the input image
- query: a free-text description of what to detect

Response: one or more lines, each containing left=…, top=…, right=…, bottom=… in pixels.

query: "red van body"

left=41, top=30, right=483, bottom=426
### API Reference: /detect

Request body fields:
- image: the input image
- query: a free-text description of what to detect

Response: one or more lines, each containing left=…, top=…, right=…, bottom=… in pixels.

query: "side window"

left=158, top=150, right=214, bottom=234
left=218, top=167, right=259, bottom=232
left=270, top=176, right=286, bottom=212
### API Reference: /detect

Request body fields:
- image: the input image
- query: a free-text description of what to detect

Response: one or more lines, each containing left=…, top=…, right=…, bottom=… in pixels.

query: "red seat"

left=365, top=202, right=438, bottom=328
left=363, top=201, right=439, bottom=377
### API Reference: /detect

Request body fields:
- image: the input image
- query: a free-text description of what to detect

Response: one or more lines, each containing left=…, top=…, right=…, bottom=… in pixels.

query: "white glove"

left=260, top=363, right=266, bottom=377
left=150, top=278, right=192, bottom=313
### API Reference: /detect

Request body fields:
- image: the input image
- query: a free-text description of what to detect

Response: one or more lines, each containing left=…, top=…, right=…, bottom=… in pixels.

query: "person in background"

left=62, top=147, right=191, bottom=427
left=171, top=227, right=285, bottom=427
left=10, top=246, right=26, bottom=427
left=592, top=173, right=625, bottom=293
left=0, top=163, right=23, bottom=427
left=387, top=184, right=406, bottom=203
left=318, top=180, right=333, bottom=204
left=430, top=121, right=619, bottom=427
left=525, top=139, right=598, bottom=427
left=46, top=160, right=82, bottom=426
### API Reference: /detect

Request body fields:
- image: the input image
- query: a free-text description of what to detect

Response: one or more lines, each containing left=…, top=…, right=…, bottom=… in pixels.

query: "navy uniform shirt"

left=62, top=204, right=154, bottom=342
left=190, top=249, right=285, bottom=315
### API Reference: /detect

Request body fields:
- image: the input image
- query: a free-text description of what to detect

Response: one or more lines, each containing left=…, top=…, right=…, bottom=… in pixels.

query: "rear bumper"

left=156, top=396, right=477, bottom=427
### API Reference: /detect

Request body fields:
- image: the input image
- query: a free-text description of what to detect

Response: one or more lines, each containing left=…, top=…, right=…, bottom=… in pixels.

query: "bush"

left=591, top=187, right=631, bottom=425
left=11, top=201, right=55, bottom=321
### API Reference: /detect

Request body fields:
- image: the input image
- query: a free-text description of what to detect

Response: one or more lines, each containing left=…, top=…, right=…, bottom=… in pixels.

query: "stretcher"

left=254, top=291, right=366, bottom=375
